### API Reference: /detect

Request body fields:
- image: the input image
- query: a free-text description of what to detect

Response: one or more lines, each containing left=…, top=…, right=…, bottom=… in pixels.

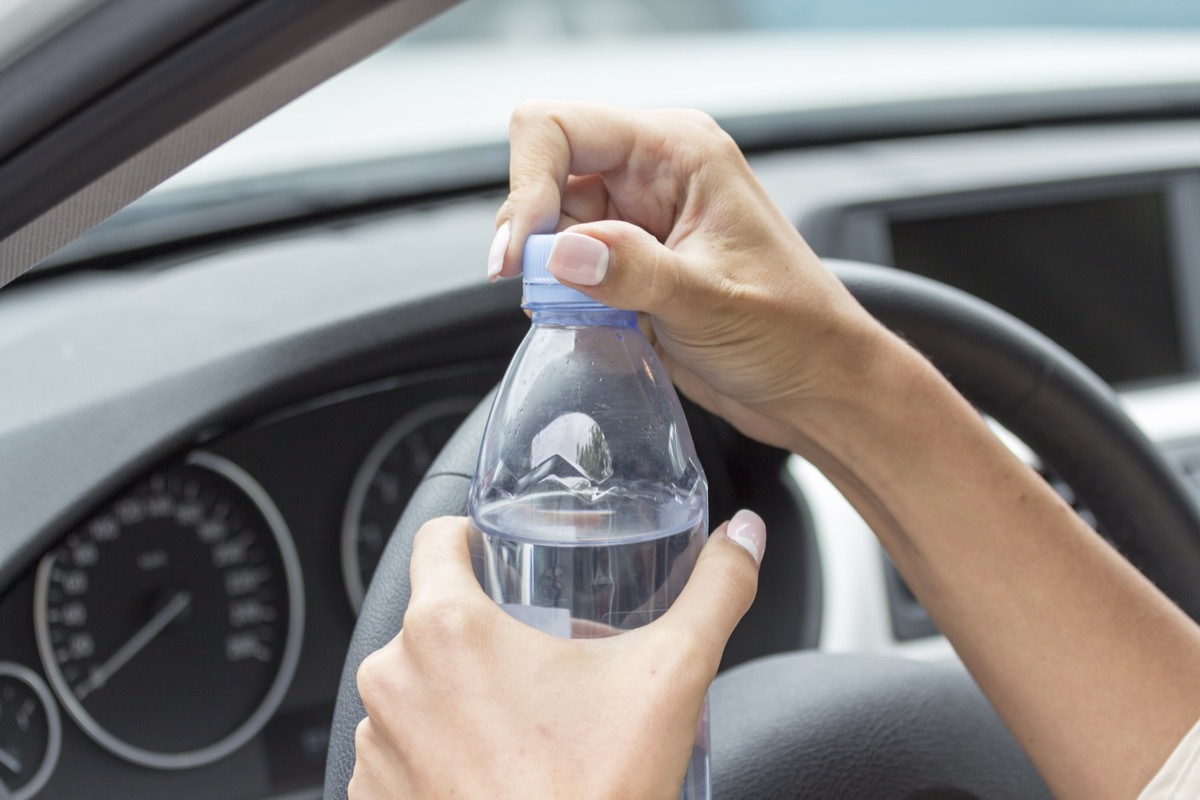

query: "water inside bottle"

left=472, top=501, right=704, bottom=633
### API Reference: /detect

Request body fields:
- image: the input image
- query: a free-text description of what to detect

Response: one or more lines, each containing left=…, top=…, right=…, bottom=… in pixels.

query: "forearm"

left=791, top=324, right=1200, bottom=800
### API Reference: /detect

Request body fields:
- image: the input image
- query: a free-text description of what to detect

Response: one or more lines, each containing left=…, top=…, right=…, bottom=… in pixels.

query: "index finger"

left=495, top=101, right=662, bottom=278
left=407, top=515, right=482, bottom=602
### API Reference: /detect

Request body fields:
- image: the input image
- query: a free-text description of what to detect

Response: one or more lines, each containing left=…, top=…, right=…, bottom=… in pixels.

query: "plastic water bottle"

left=469, top=233, right=710, bottom=799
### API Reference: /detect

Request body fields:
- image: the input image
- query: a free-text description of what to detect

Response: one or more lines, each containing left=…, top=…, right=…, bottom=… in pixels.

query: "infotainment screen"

left=889, top=192, right=1182, bottom=385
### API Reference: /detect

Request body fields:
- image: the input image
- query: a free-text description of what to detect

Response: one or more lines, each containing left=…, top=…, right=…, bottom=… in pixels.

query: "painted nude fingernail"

left=726, top=509, right=766, bottom=565
left=546, top=232, right=609, bottom=286
left=487, top=221, right=511, bottom=281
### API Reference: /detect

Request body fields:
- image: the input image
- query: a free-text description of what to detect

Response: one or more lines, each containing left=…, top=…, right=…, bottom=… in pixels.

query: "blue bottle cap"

left=522, top=234, right=605, bottom=308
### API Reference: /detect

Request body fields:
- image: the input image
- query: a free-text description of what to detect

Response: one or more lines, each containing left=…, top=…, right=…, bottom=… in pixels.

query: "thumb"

left=658, top=509, right=766, bottom=665
left=544, top=222, right=700, bottom=319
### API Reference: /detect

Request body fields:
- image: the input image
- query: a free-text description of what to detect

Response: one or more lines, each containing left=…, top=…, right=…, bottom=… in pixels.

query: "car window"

left=404, top=0, right=1200, bottom=39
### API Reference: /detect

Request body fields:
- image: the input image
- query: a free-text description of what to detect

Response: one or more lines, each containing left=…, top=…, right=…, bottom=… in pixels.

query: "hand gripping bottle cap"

left=521, top=234, right=605, bottom=309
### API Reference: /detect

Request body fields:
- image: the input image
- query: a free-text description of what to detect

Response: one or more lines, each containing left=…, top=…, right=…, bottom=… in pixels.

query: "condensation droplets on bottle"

left=468, top=233, right=711, bottom=800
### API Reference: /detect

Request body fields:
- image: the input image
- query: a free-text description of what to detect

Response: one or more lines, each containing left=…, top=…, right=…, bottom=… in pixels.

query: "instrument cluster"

left=0, top=364, right=500, bottom=798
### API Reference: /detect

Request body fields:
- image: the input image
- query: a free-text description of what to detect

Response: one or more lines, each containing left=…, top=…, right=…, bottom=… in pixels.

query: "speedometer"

left=34, top=452, right=303, bottom=770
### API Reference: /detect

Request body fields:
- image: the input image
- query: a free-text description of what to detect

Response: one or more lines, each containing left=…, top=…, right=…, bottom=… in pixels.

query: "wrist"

left=779, top=316, right=955, bottom=470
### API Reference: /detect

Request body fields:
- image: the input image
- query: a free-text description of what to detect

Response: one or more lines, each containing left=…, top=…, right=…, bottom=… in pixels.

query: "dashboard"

left=3, top=116, right=1200, bottom=798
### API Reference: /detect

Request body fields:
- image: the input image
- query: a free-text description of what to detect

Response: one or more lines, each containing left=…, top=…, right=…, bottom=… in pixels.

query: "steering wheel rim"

left=324, top=259, right=1200, bottom=799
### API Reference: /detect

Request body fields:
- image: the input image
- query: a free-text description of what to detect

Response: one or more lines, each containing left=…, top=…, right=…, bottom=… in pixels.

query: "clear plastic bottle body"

left=469, top=305, right=710, bottom=799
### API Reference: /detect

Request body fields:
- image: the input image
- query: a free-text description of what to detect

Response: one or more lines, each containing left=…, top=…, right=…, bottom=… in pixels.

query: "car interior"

left=2, top=0, right=1200, bottom=798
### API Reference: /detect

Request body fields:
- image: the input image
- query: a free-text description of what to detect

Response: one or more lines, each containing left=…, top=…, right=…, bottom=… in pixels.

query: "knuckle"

left=708, top=129, right=743, bottom=163
left=347, top=772, right=365, bottom=800
left=505, top=101, right=579, bottom=232
left=349, top=719, right=384, bottom=800
left=669, top=108, right=730, bottom=144
left=510, top=98, right=554, bottom=132
left=356, top=648, right=388, bottom=702
left=677, top=107, right=720, bottom=131
left=661, top=107, right=702, bottom=126
left=674, top=108, right=741, bottom=162
left=403, top=593, right=474, bottom=645
left=353, top=716, right=374, bottom=753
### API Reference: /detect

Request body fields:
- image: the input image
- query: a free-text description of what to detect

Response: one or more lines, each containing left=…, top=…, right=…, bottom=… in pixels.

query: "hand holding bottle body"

left=349, top=512, right=765, bottom=800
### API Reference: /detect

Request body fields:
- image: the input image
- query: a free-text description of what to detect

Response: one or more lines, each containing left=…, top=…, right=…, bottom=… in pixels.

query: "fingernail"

left=726, top=509, right=766, bottom=565
left=487, top=221, right=510, bottom=281
left=546, top=232, right=609, bottom=286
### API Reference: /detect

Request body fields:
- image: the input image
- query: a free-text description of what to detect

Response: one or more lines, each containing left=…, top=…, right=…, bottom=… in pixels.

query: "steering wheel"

left=324, top=260, right=1200, bottom=799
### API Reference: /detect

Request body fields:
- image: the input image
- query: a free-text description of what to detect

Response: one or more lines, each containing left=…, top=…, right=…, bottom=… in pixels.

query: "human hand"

left=489, top=101, right=893, bottom=452
left=348, top=511, right=766, bottom=800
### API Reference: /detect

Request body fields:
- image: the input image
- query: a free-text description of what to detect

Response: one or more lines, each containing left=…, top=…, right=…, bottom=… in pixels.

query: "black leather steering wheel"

left=324, top=259, right=1200, bottom=799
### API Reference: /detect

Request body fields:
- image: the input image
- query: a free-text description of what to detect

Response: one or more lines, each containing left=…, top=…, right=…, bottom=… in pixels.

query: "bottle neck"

left=528, top=305, right=639, bottom=328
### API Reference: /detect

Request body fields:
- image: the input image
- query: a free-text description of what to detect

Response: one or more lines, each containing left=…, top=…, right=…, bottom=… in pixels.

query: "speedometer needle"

left=74, top=590, right=192, bottom=701
left=0, top=745, right=21, bottom=774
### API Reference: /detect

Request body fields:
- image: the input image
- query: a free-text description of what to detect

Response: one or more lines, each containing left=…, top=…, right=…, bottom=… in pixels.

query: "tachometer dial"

left=341, top=399, right=475, bottom=612
left=0, top=663, right=60, bottom=800
left=34, top=452, right=303, bottom=770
